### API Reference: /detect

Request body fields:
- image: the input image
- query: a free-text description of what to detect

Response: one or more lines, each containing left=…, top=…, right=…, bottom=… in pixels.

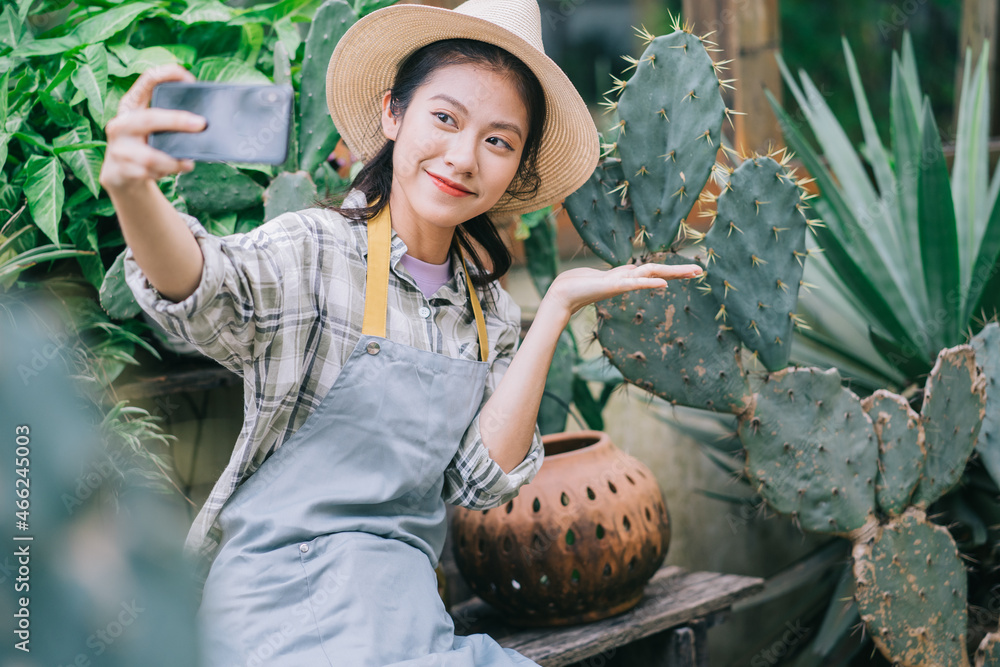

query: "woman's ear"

left=380, top=91, right=400, bottom=142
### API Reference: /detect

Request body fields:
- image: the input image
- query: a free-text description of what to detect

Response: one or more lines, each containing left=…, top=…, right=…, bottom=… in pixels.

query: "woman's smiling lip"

left=426, top=170, right=474, bottom=196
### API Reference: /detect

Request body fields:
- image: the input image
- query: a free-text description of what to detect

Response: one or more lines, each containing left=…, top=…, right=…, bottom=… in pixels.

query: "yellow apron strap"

left=458, top=246, right=490, bottom=363
left=361, top=201, right=490, bottom=362
left=361, top=202, right=392, bottom=338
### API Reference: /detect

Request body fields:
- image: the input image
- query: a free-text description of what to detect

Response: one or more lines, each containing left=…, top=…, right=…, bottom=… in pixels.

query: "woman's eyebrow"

left=428, top=93, right=523, bottom=140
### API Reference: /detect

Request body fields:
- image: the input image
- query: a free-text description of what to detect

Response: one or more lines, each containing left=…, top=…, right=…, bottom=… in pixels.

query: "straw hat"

left=325, top=0, right=600, bottom=217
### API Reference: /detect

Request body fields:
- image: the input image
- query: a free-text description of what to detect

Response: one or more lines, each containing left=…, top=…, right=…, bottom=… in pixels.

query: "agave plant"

left=768, top=32, right=1000, bottom=386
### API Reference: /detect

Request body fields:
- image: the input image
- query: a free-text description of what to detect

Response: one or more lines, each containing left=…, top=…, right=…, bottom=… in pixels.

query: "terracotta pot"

left=450, top=430, right=670, bottom=626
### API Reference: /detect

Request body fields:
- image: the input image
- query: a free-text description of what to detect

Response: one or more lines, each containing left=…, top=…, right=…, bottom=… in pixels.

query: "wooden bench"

left=448, top=564, right=764, bottom=667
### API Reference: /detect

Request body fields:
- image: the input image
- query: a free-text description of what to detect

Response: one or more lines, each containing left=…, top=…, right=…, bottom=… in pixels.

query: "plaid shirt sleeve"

left=441, top=283, right=545, bottom=510
left=122, top=210, right=315, bottom=373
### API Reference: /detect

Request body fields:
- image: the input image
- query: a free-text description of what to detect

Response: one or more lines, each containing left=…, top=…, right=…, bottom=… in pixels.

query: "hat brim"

left=326, top=4, right=599, bottom=217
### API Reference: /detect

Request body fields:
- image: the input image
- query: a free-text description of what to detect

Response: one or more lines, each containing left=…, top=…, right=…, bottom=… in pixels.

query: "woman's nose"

left=443, top=132, right=478, bottom=174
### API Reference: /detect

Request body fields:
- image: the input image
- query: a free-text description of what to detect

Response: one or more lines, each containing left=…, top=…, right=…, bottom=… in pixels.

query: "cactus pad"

left=615, top=30, right=726, bottom=253
left=852, top=508, right=969, bottom=667
left=701, top=156, right=809, bottom=371
left=562, top=155, right=636, bottom=266
left=298, top=0, right=353, bottom=173
left=177, top=162, right=264, bottom=215
left=910, top=344, right=987, bottom=508
left=861, top=389, right=925, bottom=516
left=976, top=632, right=1000, bottom=667
left=594, top=253, right=748, bottom=413
left=263, top=171, right=318, bottom=221
left=738, top=366, right=877, bottom=533
left=971, top=322, right=1000, bottom=489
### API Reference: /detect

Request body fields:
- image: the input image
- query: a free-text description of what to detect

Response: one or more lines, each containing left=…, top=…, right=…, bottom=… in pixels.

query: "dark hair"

left=317, top=38, right=547, bottom=314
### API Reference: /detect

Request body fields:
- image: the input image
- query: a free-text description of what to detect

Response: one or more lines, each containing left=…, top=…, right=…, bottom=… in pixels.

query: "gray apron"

left=195, top=202, right=540, bottom=667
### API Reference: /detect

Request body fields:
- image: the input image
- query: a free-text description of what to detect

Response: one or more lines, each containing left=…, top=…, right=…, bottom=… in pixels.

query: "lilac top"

left=398, top=251, right=453, bottom=299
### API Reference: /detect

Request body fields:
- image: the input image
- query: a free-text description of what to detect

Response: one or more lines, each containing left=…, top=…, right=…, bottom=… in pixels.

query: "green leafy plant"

left=1, top=0, right=387, bottom=321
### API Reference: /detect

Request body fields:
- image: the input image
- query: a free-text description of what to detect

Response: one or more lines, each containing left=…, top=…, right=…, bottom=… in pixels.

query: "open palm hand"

left=546, top=262, right=704, bottom=318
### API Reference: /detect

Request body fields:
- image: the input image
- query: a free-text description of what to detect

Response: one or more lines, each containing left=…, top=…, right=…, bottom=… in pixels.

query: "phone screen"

left=150, top=82, right=293, bottom=165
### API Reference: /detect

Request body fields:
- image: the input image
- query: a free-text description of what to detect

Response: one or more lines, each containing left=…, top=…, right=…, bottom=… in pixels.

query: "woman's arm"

left=477, top=297, right=568, bottom=473
left=99, top=64, right=208, bottom=302
left=110, top=180, right=205, bottom=302
left=478, top=261, right=704, bottom=473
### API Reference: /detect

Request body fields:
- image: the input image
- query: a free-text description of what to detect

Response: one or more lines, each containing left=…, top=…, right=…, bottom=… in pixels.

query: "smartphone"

left=149, top=81, right=293, bottom=165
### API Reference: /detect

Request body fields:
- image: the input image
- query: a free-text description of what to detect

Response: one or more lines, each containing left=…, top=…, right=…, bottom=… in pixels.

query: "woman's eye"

left=487, top=137, right=513, bottom=151
left=434, top=112, right=512, bottom=151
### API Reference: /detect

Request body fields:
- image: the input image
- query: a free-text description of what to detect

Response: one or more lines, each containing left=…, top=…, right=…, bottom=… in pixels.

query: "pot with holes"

left=450, top=430, right=670, bottom=626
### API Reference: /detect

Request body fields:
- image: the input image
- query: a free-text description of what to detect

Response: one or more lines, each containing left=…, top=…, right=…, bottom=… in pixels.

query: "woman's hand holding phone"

left=99, top=64, right=208, bottom=192
left=99, top=64, right=209, bottom=304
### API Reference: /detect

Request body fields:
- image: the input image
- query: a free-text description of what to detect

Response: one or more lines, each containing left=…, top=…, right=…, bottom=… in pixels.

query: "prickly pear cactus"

left=610, top=22, right=726, bottom=253
left=297, top=0, right=355, bottom=174
left=570, top=16, right=813, bottom=414
left=971, top=322, right=1000, bottom=487
left=852, top=507, right=970, bottom=667
left=700, top=154, right=815, bottom=370
left=595, top=253, right=749, bottom=413
left=910, top=345, right=987, bottom=508
left=176, top=162, right=265, bottom=215
left=263, top=171, right=319, bottom=221
left=738, top=366, right=877, bottom=533
left=562, top=153, right=636, bottom=266
left=733, top=342, right=985, bottom=666
left=861, top=390, right=924, bottom=516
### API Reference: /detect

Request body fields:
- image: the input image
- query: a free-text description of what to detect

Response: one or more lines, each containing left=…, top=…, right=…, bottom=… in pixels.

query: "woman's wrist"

left=535, top=290, right=573, bottom=330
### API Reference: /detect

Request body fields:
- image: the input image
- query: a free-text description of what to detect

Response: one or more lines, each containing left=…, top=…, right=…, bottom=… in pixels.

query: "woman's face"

left=380, top=62, right=529, bottom=232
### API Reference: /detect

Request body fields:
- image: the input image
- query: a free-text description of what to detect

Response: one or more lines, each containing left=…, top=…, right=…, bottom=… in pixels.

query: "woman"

left=99, top=0, right=703, bottom=664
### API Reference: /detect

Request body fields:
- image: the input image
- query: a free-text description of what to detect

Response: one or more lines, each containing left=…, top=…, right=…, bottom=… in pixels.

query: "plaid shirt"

left=123, top=187, right=544, bottom=577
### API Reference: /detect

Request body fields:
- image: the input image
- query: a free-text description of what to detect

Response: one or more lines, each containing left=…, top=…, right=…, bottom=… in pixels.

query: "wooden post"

left=955, top=0, right=998, bottom=136
left=682, top=0, right=783, bottom=156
